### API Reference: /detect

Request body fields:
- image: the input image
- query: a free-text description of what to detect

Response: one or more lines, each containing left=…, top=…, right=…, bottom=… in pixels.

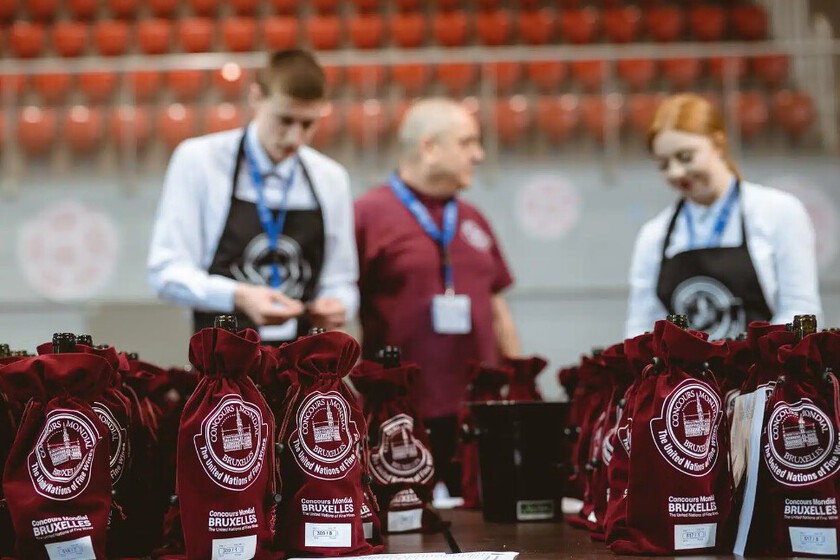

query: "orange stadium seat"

left=306, top=15, right=341, bottom=50
left=352, top=0, right=379, bottom=12
left=525, top=60, right=567, bottom=91
left=536, top=95, right=579, bottom=145
left=189, top=0, right=218, bottom=17
left=618, top=58, right=658, bottom=90
left=731, top=5, right=767, bottom=41
left=310, top=102, right=340, bottom=148
left=772, top=90, right=815, bottom=140
left=0, top=74, right=27, bottom=98
left=111, top=105, right=152, bottom=150
left=752, top=54, right=789, bottom=88
left=178, top=18, right=214, bottom=53
left=17, top=106, right=56, bottom=157
left=0, top=1, right=16, bottom=21
left=263, top=17, right=298, bottom=50
left=561, top=8, right=600, bottom=44
left=708, top=56, right=747, bottom=84
left=167, top=70, right=206, bottom=101
left=494, top=96, right=531, bottom=147
left=349, top=14, right=385, bottom=49
left=149, top=0, right=178, bottom=18
left=26, top=0, right=58, bottom=21
left=476, top=0, right=500, bottom=8
left=476, top=9, right=512, bottom=46
left=645, top=6, right=683, bottom=42
left=434, top=10, right=469, bottom=47
left=94, top=20, right=130, bottom=56
left=126, top=70, right=162, bottom=102
left=436, top=0, right=460, bottom=10
left=482, top=62, right=521, bottom=92
left=312, top=0, right=339, bottom=13
left=64, top=105, right=103, bottom=155
left=52, top=21, right=88, bottom=57
left=221, top=17, right=257, bottom=52
left=571, top=59, right=606, bottom=91
left=689, top=5, right=726, bottom=41
left=33, top=72, right=72, bottom=104
left=581, top=94, right=626, bottom=141
left=10, top=22, right=45, bottom=58
left=322, top=65, right=342, bottom=91
left=661, top=57, right=703, bottom=89
left=79, top=71, right=118, bottom=103
left=347, top=100, right=389, bottom=147
left=604, top=6, right=641, bottom=43
left=213, top=62, right=248, bottom=99
left=137, top=19, right=172, bottom=55
left=231, top=0, right=258, bottom=15
left=68, top=0, right=97, bottom=20
left=108, top=0, right=139, bottom=18
left=518, top=0, right=542, bottom=8
left=734, top=91, right=769, bottom=141
left=346, top=64, right=387, bottom=93
left=518, top=9, right=555, bottom=45
left=627, top=93, right=666, bottom=136
left=270, top=0, right=297, bottom=14
left=391, top=12, right=426, bottom=48
left=206, top=103, right=245, bottom=134
left=436, top=63, right=477, bottom=94
left=392, top=63, right=430, bottom=95
left=395, top=0, right=421, bottom=11
left=159, top=103, right=198, bottom=150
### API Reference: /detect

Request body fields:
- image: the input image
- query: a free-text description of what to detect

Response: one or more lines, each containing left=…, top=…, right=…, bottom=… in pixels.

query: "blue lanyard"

left=243, top=140, right=299, bottom=289
left=683, top=180, right=739, bottom=250
left=389, top=174, right=458, bottom=292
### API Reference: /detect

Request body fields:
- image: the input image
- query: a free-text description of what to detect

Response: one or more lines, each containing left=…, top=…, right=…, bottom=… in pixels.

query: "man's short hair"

left=256, top=49, right=326, bottom=100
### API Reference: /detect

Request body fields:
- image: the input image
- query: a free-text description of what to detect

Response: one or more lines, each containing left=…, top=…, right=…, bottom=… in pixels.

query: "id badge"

left=432, top=293, right=471, bottom=334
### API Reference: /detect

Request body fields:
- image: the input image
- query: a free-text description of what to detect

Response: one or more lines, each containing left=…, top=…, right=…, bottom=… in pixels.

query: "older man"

left=354, top=98, right=520, bottom=495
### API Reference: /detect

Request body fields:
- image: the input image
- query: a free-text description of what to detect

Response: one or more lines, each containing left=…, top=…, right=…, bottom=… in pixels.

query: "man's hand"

left=306, top=297, right=347, bottom=330
left=233, top=284, right=305, bottom=326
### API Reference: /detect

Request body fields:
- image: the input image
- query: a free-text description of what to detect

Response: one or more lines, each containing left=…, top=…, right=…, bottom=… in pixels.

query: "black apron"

left=193, top=133, right=325, bottom=339
left=655, top=183, right=772, bottom=340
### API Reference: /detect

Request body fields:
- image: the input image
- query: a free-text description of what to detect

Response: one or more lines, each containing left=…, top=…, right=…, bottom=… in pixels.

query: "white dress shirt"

left=147, top=125, right=359, bottom=338
left=625, top=181, right=822, bottom=338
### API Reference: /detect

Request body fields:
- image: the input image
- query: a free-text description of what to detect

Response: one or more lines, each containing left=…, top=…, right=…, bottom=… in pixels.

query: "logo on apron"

left=291, top=391, right=359, bottom=481
left=370, top=414, right=434, bottom=485
left=29, top=410, right=101, bottom=501
left=764, top=400, right=840, bottom=486
left=230, top=233, right=312, bottom=298
left=91, top=402, right=128, bottom=484
left=672, top=276, right=745, bottom=340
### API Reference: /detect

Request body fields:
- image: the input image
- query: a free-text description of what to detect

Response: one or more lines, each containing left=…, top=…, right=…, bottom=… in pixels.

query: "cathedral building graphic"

left=48, top=425, right=83, bottom=466
left=222, top=408, right=253, bottom=453
left=313, top=402, right=341, bottom=444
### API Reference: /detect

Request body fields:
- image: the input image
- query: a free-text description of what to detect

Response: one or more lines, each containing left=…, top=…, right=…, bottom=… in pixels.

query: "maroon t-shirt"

left=355, top=184, right=514, bottom=419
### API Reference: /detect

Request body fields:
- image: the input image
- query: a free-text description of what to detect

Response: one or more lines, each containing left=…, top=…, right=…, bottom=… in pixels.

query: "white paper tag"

left=516, top=499, right=555, bottom=521
left=388, top=508, right=423, bottom=532
left=363, top=521, right=373, bottom=540
left=305, top=522, right=352, bottom=548
left=673, top=523, right=717, bottom=550
left=431, top=294, right=471, bottom=334
left=211, top=534, right=257, bottom=560
left=259, top=318, right=297, bottom=342
left=789, top=527, right=838, bottom=556
left=44, top=536, right=95, bottom=560
left=733, top=386, right=770, bottom=556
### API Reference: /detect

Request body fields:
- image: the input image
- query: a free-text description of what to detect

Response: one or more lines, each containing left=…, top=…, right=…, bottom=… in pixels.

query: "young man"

left=147, top=50, right=358, bottom=342
left=354, top=98, right=521, bottom=495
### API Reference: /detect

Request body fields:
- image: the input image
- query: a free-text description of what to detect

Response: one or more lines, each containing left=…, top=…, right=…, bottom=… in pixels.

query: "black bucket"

left=469, top=401, right=570, bottom=523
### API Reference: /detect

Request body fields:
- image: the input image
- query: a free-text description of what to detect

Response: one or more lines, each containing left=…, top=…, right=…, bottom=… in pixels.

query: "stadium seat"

left=708, top=56, right=747, bottom=84
left=0, top=74, right=27, bottom=97
left=349, top=14, right=385, bottom=49
left=476, top=0, right=500, bottom=8
left=346, top=99, right=389, bottom=147
left=494, top=95, right=531, bottom=147
left=33, top=73, right=72, bottom=104
left=322, top=65, right=342, bottom=92
left=94, top=20, right=130, bottom=56
left=148, top=0, right=178, bottom=18
left=518, top=9, right=555, bottom=45
left=68, top=0, right=98, bottom=20
left=126, top=70, right=162, bottom=102
left=189, top=0, right=218, bottom=16
left=0, top=2, right=16, bottom=21
left=310, top=102, right=340, bottom=148
left=525, top=60, right=567, bottom=91
left=111, top=105, right=152, bottom=150
left=561, top=8, right=600, bottom=44
left=627, top=92, right=666, bottom=136
left=26, top=0, right=58, bottom=21
left=392, top=63, right=431, bottom=95
left=206, top=103, right=245, bottom=133
left=731, top=4, right=767, bottom=41
left=604, top=6, right=641, bottom=43
left=9, top=22, right=45, bottom=58
left=159, top=103, right=198, bottom=150
left=395, top=0, right=420, bottom=10
left=306, top=15, right=341, bottom=50
left=433, top=10, right=469, bottom=47
left=645, top=6, right=683, bottom=42
left=482, top=62, right=521, bottom=92
left=536, top=95, right=579, bottom=145
left=79, top=71, right=118, bottom=103
left=346, top=65, right=387, bottom=93
left=436, top=0, right=460, bottom=10
left=618, top=58, right=658, bottom=90
left=108, top=0, right=139, bottom=18
left=231, top=0, right=258, bottom=15
left=263, top=17, right=298, bottom=50
left=221, top=17, right=257, bottom=52
left=352, top=0, right=379, bottom=12
left=661, top=57, right=703, bottom=89
left=581, top=94, right=625, bottom=140
left=436, top=63, right=477, bottom=94
left=167, top=70, right=206, bottom=101
left=17, top=106, right=56, bottom=157
left=476, top=9, right=512, bottom=46
left=772, top=90, right=815, bottom=140
left=571, top=60, right=606, bottom=91
left=270, top=0, right=297, bottom=14
left=52, top=21, right=88, bottom=57
left=213, top=62, right=248, bottom=100
left=178, top=18, right=214, bottom=53
left=689, top=5, right=726, bottom=41
left=391, top=12, right=426, bottom=48
left=64, top=105, right=103, bottom=155
left=312, top=0, right=339, bottom=13
left=137, top=19, right=172, bottom=55
left=752, top=54, right=789, bottom=88
left=734, top=91, right=768, bottom=141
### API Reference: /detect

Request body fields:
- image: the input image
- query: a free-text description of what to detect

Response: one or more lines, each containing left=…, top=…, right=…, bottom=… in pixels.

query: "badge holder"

left=432, top=288, right=471, bottom=335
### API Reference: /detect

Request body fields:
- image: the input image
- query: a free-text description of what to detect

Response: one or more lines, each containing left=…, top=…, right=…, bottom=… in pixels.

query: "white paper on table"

left=289, top=552, right=519, bottom=560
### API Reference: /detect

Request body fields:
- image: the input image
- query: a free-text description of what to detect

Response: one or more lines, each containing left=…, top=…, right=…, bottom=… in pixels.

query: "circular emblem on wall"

left=91, top=402, right=128, bottom=484
left=650, top=379, right=721, bottom=477
left=231, top=233, right=312, bottom=298
left=672, top=276, right=745, bottom=340
left=193, top=395, right=268, bottom=491
left=764, top=400, right=840, bottom=486
left=515, top=175, right=581, bottom=240
left=291, top=391, right=359, bottom=481
left=370, top=414, right=434, bottom=485
left=17, top=200, right=119, bottom=301
left=29, top=409, right=101, bottom=501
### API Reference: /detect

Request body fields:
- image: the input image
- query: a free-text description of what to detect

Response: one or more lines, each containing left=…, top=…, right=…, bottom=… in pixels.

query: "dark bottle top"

left=76, top=334, right=93, bottom=346
left=376, top=345, right=401, bottom=369
left=126, top=352, right=139, bottom=361
left=0, top=344, right=9, bottom=357
left=308, top=327, right=326, bottom=336
left=52, top=332, right=77, bottom=354
left=666, top=314, right=689, bottom=329
left=214, top=315, right=238, bottom=333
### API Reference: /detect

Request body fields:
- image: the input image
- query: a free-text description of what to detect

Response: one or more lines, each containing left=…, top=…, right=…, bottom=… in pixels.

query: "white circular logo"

left=460, top=219, right=492, bottom=252
left=29, top=409, right=101, bottom=501
left=92, top=402, right=128, bottom=484
left=290, top=391, right=359, bottom=481
left=193, top=395, right=268, bottom=491
left=231, top=233, right=312, bottom=298
left=370, top=414, right=434, bottom=485
left=515, top=175, right=581, bottom=240
left=650, top=379, right=721, bottom=477
left=672, top=276, right=745, bottom=340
